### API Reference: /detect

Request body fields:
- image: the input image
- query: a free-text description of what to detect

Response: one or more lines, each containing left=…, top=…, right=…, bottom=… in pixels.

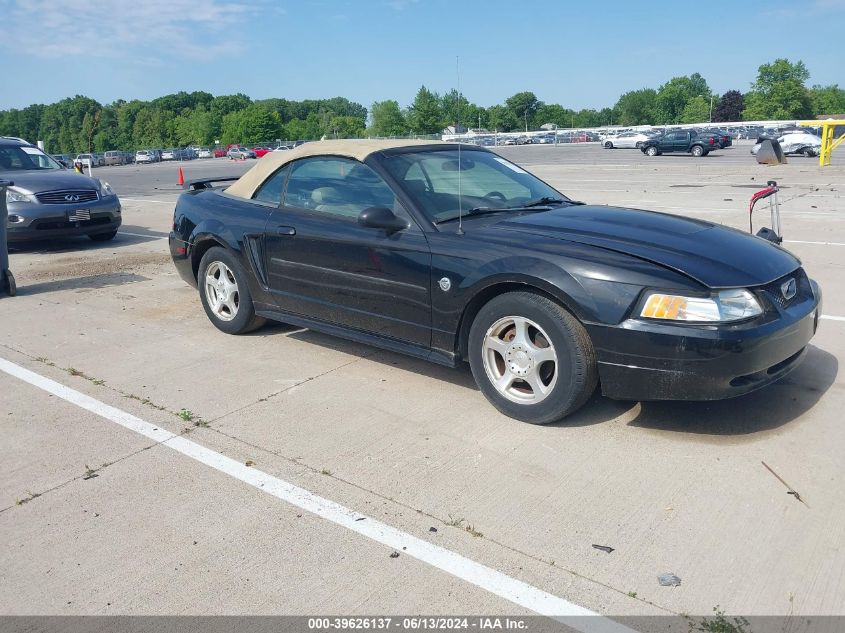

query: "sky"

left=1, top=0, right=844, bottom=112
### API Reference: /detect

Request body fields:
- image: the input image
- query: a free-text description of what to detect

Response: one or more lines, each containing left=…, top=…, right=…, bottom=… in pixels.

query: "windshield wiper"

left=521, top=196, right=566, bottom=207
left=434, top=198, right=585, bottom=225
left=435, top=206, right=525, bottom=224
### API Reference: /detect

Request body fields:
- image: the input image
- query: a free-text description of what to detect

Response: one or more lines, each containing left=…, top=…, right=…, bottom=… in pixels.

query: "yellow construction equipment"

left=801, top=120, right=845, bottom=166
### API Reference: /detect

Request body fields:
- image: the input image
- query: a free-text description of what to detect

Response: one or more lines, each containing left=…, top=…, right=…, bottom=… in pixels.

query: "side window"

left=253, top=165, right=289, bottom=205
left=283, top=157, right=396, bottom=220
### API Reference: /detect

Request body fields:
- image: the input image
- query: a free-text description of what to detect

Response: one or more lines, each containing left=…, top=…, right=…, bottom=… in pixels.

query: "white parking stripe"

left=0, top=356, right=634, bottom=633
left=784, top=240, right=845, bottom=247
left=821, top=315, right=845, bottom=322
left=120, top=198, right=175, bottom=204
left=120, top=231, right=167, bottom=240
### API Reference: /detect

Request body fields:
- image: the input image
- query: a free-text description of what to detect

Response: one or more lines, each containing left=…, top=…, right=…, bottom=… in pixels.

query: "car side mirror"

left=358, top=207, right=407, bottom=233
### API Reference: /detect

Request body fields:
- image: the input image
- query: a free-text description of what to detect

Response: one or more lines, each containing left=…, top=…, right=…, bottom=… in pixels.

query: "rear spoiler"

left=184, top=176, right=240, bottom=191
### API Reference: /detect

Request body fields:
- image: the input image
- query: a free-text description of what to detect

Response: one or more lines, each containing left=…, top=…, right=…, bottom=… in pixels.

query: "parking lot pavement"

left=2, top=146, right=844, bottom=623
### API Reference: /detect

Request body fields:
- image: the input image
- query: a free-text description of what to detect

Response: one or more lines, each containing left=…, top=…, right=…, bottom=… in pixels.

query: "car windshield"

left=0, top=145, right=62, bottom=172
left=382, top=149, right=572, bottom=223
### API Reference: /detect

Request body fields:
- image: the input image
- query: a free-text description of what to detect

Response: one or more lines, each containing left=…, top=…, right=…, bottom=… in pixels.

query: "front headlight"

left=6, top=187, right=33, bottom=203
left=98, top=180, right=116, bottom=197
left=640, top=289, right=763, bottom=323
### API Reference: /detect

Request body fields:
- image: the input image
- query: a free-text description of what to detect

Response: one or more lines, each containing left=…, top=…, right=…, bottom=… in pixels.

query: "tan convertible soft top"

left=226, top=139, right=447, bottom=199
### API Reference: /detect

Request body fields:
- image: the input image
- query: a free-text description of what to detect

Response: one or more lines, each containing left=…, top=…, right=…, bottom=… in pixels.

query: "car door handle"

left=274, top=225, right=296, bottom=236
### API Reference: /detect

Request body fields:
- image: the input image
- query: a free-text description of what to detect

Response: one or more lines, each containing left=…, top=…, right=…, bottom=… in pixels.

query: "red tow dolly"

left=749, top=180, right=782, bottom=244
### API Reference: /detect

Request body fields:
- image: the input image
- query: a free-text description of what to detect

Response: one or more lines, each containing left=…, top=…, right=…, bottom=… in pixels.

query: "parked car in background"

left=168, top=139, right=820, bottom=425
left=212, top=148, right=227, bottom=158
left=51, top=154, right=71, bottom=168
left=702, top=129, right=733, bottom=148
left=2, top=136, right=122, bottom=242
left=640, top=130, right=720, bottom=157
left=227, top=147, right=257, bottom=159
left=603, top=131, right=657, bottom=149
left=197, top=148, right=213, bottom=159
left=75, top=153, right=98, bottom=168
left=162, top=148, right=177, bottom=160
left=751, top=132, right=822, bottom=157
left=103, top=150, right=125, bottom=166
left=135, top=150, right=154, bottom=164
left=251, top=147, right=273, bottom=158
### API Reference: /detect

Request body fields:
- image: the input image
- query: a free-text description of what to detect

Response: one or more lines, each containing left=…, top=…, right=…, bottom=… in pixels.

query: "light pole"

left=709, top=94, right=714, bottom=123
left=524, top=109, right=528, bottom=133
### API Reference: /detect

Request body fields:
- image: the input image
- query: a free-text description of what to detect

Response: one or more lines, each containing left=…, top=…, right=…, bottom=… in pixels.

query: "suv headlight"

left=99, top=180, right=115, bottom=197
left=6, top=187, right=33, bottom=203
left=640, top=289, right=763, bottom=323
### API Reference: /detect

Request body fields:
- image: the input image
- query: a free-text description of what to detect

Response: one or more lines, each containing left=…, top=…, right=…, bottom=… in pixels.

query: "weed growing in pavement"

left=177, top=408, right=194, bottom=422
left=446, top=515, right=464, bottom=528
left=464, top=524, right=483, bottom=538
left=687, top=606, right=750, bottom=633
left=320, top=468, right=332, bottom=475
left=15, top=491, right=41, bottom=506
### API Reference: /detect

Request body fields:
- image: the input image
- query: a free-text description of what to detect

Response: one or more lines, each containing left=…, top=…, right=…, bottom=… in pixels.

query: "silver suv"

left=1, top=137, right=122, bottom=242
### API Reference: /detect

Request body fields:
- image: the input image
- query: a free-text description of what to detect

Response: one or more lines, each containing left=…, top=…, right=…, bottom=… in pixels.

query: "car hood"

left=2, top=170, right=101, bottom=194
left=495, top=205, right=800, bottom=288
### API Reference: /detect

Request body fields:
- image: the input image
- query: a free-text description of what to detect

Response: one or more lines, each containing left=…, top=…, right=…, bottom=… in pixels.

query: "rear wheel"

left=198, top=247, right=265, bottom=334
left=691, top=145, right=705, bottom=157
left=604, top=141, right=613, bottom=149
left=468, top=292, right=597, bottom=424
left=645, top=145, right=659, bottom=157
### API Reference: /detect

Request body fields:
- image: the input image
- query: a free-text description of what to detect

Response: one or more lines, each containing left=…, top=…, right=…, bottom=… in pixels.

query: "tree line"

left=1, top=58, right=843, bottom=154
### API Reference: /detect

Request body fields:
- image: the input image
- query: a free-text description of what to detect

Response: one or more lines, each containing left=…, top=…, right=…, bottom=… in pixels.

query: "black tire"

left=198, top=246, right=265, bottom=335
left=89, top=230, right=118, bottom=241
left=467, top=291, right=598, bottom=425
left=691, top=145, right=705, bottom=157
left=644, top=145, right=659, bottom=157
left=604, top=141, right=613, bottom=149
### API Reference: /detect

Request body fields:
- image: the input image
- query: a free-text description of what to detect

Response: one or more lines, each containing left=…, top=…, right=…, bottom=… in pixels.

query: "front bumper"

left=7, top=196, right=122, bottom=242
left=589, top=280, right=821, bottom=401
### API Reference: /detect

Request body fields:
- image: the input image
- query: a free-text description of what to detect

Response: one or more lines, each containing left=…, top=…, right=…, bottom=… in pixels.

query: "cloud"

left=386, top=0, right=420, bottom=10
left=814, top=0, right=845, bottom=9
left=2, top=0, right=259, bottom=62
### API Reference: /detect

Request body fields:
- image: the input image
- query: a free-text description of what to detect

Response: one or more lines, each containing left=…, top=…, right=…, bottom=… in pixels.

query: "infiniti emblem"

left=438, top=277, right=451, bottom=292
left=64, top=194, right=80, bottom=202
left=780, top=278, right=797, bottom=301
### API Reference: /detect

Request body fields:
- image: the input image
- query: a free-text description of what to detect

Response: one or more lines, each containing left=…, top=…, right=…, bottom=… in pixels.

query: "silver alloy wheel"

left=481, top=316, right=558, bottom=405
left=204, top=261, right=240, bottom=322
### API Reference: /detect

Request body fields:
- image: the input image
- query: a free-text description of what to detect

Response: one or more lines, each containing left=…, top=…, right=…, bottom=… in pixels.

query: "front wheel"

left=644, top=145, right=659, bottom=157
left=604, top=141, right=613, bottom=149
left=468, top=292, right=598, bottom=424
left=198, top=247, right=265, bottom=334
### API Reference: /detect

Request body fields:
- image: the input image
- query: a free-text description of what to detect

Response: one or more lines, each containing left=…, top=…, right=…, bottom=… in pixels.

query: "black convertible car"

left=169, top=140, right=821, bottom=424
